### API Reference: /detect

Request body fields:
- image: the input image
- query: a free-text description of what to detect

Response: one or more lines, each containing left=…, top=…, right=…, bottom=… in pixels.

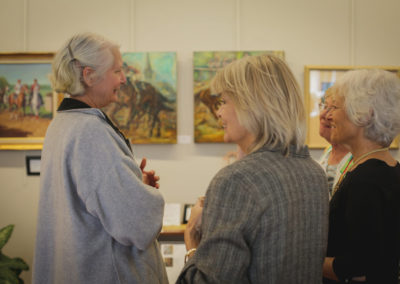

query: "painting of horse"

left=8, top=84, right=28, bottom=118
left=0, top=53, right=54, bottom=149
left=103, top=52, right=177, bottom=144
left=193, top=50, right=285, bottom=143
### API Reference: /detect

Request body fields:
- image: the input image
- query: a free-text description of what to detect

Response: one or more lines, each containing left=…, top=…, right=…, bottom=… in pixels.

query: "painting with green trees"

left=193, top=50, right=284, bottom=143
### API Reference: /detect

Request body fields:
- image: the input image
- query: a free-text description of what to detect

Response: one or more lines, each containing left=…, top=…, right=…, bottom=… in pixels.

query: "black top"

left=58, top=98, right=132, bottom=152
left=327, top=159, right=400, bottom=283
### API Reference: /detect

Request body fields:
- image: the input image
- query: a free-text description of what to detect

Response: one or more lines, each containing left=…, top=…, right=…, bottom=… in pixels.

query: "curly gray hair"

left=331, top=69, right=400, bottom=147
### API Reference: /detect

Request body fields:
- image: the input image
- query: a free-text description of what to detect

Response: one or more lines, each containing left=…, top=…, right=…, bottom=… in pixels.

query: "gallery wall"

left=0, top=0, right=399, bottom=282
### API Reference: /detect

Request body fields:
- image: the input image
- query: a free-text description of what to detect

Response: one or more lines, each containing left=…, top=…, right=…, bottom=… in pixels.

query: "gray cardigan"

left=33, top=108, right=168, bottom=284
left=177, top=145, right=329, bottom=284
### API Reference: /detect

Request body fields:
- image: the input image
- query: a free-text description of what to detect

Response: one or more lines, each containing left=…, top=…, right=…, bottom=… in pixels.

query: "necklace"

left=349, top=147, right=389, bottom=171
left=331, top=147, right=389, bottom=196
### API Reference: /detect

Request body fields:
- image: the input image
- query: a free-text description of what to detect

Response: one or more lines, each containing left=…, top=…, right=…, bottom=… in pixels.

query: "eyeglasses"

left=318, top=103, right=340, bottom=113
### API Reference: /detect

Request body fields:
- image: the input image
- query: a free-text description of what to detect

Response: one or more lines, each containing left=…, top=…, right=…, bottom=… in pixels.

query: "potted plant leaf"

left=0, top=225, right=29, bottom=284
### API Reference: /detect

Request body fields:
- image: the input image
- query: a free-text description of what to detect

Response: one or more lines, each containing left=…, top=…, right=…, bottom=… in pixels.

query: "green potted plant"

left=0, top=225, right=29, bottom=284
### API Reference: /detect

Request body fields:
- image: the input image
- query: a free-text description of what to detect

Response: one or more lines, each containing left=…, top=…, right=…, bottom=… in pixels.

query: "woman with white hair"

left=177, top=54, right=329, bottom=283
left=33, top=33, right=168, bottom=284
left=323, top=69, right=400, bottom=284
left=318, top=87, right=352, bottom=198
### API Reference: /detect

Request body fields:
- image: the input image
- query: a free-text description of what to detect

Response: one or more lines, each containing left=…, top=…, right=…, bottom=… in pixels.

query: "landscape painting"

left=103, top=52, right=177, bottom=144
left=193, top=50, right=285, bottom=143
left=0, top=53, right=55, bottom=150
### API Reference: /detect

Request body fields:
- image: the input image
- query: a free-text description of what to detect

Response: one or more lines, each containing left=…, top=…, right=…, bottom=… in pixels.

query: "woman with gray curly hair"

left=33, top=32, right=168, bottom=284
left=323, top=69, right=400, bottom=284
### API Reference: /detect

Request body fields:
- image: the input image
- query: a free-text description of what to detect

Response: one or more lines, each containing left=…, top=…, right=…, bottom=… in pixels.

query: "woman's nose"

left=121, top=72, right=127, bottom=84
left=216, top=107, right=222, bottom=117
left=320, top=109, right=328, bottom=119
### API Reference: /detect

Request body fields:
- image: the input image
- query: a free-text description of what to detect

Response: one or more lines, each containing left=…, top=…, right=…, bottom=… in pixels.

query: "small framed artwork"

left=0, top=52, right=56, bottom=150
left=304, top=65, right=400, bottom=149
left=26, top=156, right=41, bottom=176
left=182, top=204, right=194, bottom=224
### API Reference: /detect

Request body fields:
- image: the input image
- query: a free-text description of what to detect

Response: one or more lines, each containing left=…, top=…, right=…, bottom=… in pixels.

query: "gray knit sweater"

left=33, top=108, right=168, bottom=284
left=178, top=145, right=329, bottom=284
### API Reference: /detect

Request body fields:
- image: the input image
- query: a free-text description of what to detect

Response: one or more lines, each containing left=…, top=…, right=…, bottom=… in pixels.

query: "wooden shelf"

left=159, top=225, right=186, bottom=242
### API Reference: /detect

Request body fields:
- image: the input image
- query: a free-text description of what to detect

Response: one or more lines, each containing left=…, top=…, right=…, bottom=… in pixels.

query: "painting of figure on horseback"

left=103, top=52, right=177, bottom=144
left=0, top=59, right=54, bottom=139
left=193, top=50, right=285, bottom=142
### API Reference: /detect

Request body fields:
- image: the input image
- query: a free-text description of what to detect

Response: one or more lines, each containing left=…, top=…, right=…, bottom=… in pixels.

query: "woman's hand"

left=140, top=158, right=160, bottom=189
left=184, top=197, right=205, bottom=250
left=323, top=257, right=339, bottom=281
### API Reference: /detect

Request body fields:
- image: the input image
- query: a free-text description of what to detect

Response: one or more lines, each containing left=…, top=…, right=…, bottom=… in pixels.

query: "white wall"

left=0, top=0, right=399, bottom=282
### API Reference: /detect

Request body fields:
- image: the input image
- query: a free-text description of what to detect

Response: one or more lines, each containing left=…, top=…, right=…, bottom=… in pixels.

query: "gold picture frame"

left=0, top=52, right=56, bottom=150
left=304, top=65, right=400, bottom=149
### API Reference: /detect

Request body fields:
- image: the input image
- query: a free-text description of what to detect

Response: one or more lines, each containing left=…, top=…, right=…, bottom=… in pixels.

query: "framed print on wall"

left=194, top=50, right=285, bottom=143
left=304, top=65, right=400, bottom=149
left=26, top=155, right=41, bottom=176
left=103, top=52, right=177, bottom=144
left=0, top=52, right=56, bottom=150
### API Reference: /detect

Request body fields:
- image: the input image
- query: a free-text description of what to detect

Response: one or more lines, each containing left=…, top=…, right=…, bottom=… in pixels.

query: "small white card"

left=163, top=203, right=182, bottom=226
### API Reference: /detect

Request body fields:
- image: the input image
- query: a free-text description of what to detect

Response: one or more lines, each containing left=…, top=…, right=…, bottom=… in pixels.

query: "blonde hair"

left=331, top=69, right=400, bottom=147
left=211, top=54, right=306, bottom=154
left=50, top=32, right=119, bottom=96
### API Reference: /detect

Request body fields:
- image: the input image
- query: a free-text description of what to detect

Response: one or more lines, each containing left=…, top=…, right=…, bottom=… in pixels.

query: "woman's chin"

left=319, top=130, right=331, bottom=142
left=223, top=134, right=232, bottom=143
left=330, top=136, right=341, bottom=145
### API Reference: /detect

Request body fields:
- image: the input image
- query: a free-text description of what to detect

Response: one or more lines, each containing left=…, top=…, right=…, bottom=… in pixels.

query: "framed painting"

left=193, top=50, right=285, bottom=143
left=0, top=52, right=56, bottom=150
left=304, top=65, right=400, bottom=149
left=103, top=52, right=177, bottom=144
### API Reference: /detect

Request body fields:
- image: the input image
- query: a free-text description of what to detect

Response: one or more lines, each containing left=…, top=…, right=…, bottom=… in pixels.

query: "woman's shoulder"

left=57, top=109, right=108, bottom=130
left=354, top=159, right=400, bottom=175
left=213, top=148, right=317, bottom=187
left=52, top=109, right=118, bottom=148
left=346, top=159, right=400, bottom=193
left=58, top=108, right=104, bottom=120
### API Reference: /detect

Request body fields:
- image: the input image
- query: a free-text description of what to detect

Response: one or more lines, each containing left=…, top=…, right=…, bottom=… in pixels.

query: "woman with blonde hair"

left=323, top=69, right=400, bottom=283
left=177, top=54, right=329, bottom=283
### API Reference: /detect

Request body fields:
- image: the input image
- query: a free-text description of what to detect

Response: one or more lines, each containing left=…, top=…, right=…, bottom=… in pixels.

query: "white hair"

left=331, top=69, right=400, bottom=147
left=50, top=32, right=119, bottom=96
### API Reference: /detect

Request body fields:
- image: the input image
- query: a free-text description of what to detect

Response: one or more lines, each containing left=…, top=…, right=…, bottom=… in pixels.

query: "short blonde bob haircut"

left=211, top=54, right=306, bottom=154
left=50, top=32, right=120, bottom=96
left=330, top=69, right=400, bottom=147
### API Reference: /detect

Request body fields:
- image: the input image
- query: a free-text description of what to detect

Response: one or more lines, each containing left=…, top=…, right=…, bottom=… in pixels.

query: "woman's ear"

left=82, top=66, right=95, bottom=87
